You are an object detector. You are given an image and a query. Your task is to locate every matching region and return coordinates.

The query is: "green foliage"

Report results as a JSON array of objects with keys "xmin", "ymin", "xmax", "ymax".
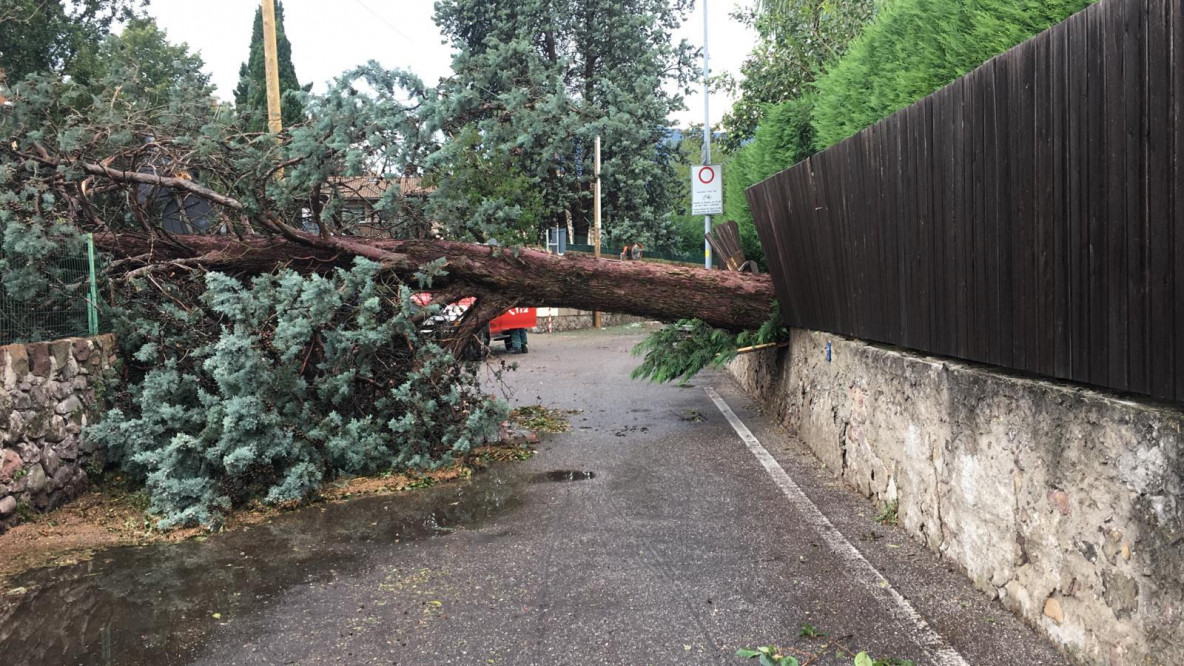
[
  {"xmin": 0, "ymin": 0, "xmax": 144, "ymax": 80},
  {"xmin": 811, "ymin": 0, "xmax": 1095, "ymax": 150},
  {"xmin": 736, "ymin": 646, "xmax": 799, "ymax": 666},
  {"xmin": 71, "ymin": 16, "xmax": 212, "ymax": 110},
  {"xmin": 427, "ymin": 0, "xmax": 697, "ymax": 249},
  {"xmin": 723, "ymin": 94, "xmax": 817, "ymax": 268},
  {"xmin": 719, "ymin": 0, "xmax": 875, "ymax": 150},
  {"xmin": 855, "ymin": 652, "xmax": 914, "ymax": 666},
  {"xmin": 631, "ymin": 305, "xmax": 786, "ymax": 385},
  {"xmin": 0, "ymin": 197, "xmax": 93, "ymax": 344},
  {"xmin": 874, "ymin": 500, "xmax": 899, "ymax": 526},
  {"xmin": 234, "ymin": 0, "xmax": 310, "ymax": 132},
  {"xmin": 799, "ymin": 624, "xmax": 826, "ymax": 639},
  {"xmin": 88, "ymin": 260, "xmax": 508, "ymax": 528}
]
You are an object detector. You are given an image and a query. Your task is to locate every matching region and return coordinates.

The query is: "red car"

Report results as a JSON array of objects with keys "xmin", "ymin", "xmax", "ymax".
[{"xmin": 414, "ymin": 294, "xmax": 536, "ymax": 354}]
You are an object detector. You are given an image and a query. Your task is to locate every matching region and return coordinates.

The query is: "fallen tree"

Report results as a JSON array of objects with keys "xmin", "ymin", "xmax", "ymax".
[
  {"xmin": 94, "ymin": 232, "xmax": 775, "ymax": 332},
  {"xmin": 0, "ymin": 66, "xmax": 776, "ymax": 527}
]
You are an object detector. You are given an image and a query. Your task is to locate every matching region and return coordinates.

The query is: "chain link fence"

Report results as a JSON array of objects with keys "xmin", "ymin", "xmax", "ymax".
[{"xmin": 0, "ymin": 234, "xmax": 101, "ymax": 346}]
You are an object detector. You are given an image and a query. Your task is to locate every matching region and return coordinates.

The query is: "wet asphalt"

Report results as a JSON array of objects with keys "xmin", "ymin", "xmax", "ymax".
[{"xmin": 0, "ymin": 325, "xmax": 1068, "ymax": 665}]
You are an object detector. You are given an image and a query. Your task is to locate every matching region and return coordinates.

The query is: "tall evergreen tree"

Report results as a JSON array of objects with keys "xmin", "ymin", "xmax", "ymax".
[
  {"xmin": 427, "ymin": 0, "xmax": 697, "ymax": 250},
  {"xmin": 233, "ymin": 1, "xmax": 308, "ymax": 132}
]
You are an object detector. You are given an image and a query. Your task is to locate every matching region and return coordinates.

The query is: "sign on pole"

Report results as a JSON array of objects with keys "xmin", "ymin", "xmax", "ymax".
[{"xmin": 692, "ymin": 165, "xmax": 723, "ymax": 216}]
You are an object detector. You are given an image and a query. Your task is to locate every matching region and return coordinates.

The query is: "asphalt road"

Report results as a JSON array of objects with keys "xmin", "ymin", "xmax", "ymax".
[{"xmin": 1, "ymin": 325, "xmax": 1068, "ymax": 665}]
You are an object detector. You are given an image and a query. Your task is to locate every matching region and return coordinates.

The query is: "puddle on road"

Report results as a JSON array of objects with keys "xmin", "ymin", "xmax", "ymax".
[
  {"xmin": 531, "ymin": 470, "xmax": 596, "ymax": 483},
  {"xmin": 0, "ymin": 465, "xmax": 523, "ymax": 666}
]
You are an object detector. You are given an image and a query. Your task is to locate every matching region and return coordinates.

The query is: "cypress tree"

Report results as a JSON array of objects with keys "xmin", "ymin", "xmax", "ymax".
[
  {"xmin": 811, "ymin": 0, "xmax": 1096, "ymax": 150},
  {"xmin": 233, "ymin": 1, "xmax": 309, "ymax": 132}
]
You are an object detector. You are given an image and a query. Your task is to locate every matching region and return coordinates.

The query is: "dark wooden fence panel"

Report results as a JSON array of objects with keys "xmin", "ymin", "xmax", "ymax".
[{"xmin": 747, "ymin": 0, "xmax": 1182, "ymax": 403}]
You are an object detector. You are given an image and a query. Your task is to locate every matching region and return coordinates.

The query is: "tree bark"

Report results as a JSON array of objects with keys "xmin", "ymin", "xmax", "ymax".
[{"xmin": 96, "ymin": 232, "xmax": 775, "ymax": 332}]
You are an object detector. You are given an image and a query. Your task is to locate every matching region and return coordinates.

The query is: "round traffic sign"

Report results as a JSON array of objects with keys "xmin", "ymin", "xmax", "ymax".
[{"xmin": 697, "ymin": 166, "xmax": 716, "ymax": 184}]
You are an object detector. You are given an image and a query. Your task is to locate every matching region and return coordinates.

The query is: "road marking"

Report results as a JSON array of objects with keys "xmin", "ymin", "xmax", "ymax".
[{"xmin": 704, "ymin": 386, "xmax": 970, "ymax": 666}]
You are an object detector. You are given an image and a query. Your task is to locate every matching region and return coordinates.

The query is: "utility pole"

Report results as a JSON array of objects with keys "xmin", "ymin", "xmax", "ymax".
[
  {"xmin": 593, "ymin": 135, "xmax": 603, "ymax": 329},
  {"xmin": 261, "ymin": 0, "xmax": 283, "ymax": 135},
  {"xmin": 702, "ymin": 0, "xmax": 712, "ymax": 270}
]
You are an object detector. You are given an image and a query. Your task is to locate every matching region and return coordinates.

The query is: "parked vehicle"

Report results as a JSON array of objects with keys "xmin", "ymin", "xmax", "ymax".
[{"xmin": 413, "ymin": 294, "xmax": 536, "ymax": 357}]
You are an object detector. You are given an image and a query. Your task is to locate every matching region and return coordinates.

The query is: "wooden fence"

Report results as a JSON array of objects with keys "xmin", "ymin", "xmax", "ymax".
[{"xmin": 747, "ymin": 0, "xmax": 1184, "ymax": 403}]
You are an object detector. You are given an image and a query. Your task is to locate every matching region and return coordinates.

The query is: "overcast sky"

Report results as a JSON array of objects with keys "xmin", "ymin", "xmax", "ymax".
[{"xmin": 145, "ymin": 0, "xmax": 756, "ymax": 129}]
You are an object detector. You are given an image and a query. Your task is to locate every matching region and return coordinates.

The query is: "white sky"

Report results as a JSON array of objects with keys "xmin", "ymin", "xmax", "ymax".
[{"xmin": 144, "ymin": 0, "xmax": 756, "ymax": 129}]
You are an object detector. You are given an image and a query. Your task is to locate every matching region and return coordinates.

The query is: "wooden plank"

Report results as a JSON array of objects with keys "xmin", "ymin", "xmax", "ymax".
[
  {"xmin": 1146, "ymin": 0, "xmax": 1174, "ymax": 400},
  {"xmin": 1050, "ymin": 19, "xmax": 1072, "ymax": 380},
  {"xmin": 1010, "ymin": 43, "xmax": 1037, "ymax": 374},
  {"xmin": 813, "ymin": 152, "xmax": 841, "ymax": 333},
  {"xmin": 1123, "ymin": 0, "xmax": 1148, "ymax": 395},
  {"xmin": 1033, "ymin": 31, "xmax": 1058, "ymax": 378},
  {"xmin": 993, "ymin": 53, "xmax": 1015, "ymax": 369},
  {"xmin": 1173, "ymin": 0, "xmax": 1184, "ymax": 401},
  {"xmin": 1103, "ymin": 0, "xmax": 1129, "ymax": 390},
  {"xmin": 1088, "ymin": 3, "xmax": 1111, "ymax": 387},
  {"xmin": 980, "ymin": 61, "xmax": 999, "ymax": 362},
  {"xmin": 933, "ymin": 84, "xmax": 956, "ymax": 357},
  {"xmin": 915, "ymin": 101, "xmax": 935, "ymax": 352},
  {"xmin": 1067, "ymin": 7, "xmax": 1092, "ymax": 383},
  {"xmin": 884, "ymin": 114, "xmax": 899, "ymax": 343},
  {"xmin": 796, "ymin": 161, "xmax": 823, "ymax": 328},
  {"xmin": 866, "ymin": 126, "xmax": 885, "ymax": 338}
]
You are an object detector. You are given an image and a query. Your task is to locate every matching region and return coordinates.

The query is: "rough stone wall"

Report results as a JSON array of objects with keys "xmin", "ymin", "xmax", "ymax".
[
  {"xmin": 0, "ymin": 335, "xmax": 116, "ymax": 529},
  {"xmin": 533, "ymin": 308, "xmax": 649, "ymax": 333},
  {"xmin": 729, "ymin": 328, "xmax": 1183, "ymax": 665}
]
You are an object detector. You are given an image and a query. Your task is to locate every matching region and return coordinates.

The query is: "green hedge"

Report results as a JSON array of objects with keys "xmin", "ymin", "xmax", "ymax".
[
  {"xmin": 811, "ymin": 0, "xmax": 1095, "ymax": 150},
  {"xmin": 725, "ymin": 0, "xmax": 1096, "ymax": 262},
  {"xmin": 723, "ymin": 94, "xmax": 817, "ymax": 268}
]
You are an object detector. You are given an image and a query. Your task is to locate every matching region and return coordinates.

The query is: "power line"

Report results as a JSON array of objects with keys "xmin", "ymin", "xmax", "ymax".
[{"xmin": 349, "ymin": 0, "xmax": 414, "ymax": 42}]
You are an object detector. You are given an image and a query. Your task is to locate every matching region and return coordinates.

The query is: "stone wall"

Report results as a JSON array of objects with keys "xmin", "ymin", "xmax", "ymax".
[
  {"xmin": 729, "ymin": 328, "xmax": 1183, "ymax": 665},
  {"xmin": 533, "ymin": 308, "xmax": 650, "ymax": 333},
  {"xmin": 0, "ymin": 335, "xmax": 116, "ymax": 529}
]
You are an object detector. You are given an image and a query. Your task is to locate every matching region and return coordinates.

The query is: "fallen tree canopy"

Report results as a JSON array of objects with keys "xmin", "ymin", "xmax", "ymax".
[{"xmin": 0, "ymin": 66, "xmax": 776, "ymax": 527}]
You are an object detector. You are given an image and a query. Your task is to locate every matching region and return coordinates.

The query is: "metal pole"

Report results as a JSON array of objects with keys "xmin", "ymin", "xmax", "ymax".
[
  {"xmin": 86, "ymin": 233, "xmax": 99, "ymax": 336},
  {"xmin": 261, "ymin": 0, "xmax": 283, "ymax": 135},
  {"xmin": 594, "ymin": 136, "xmax": 602, "ymax": 257},
  {"xmin": 593, "ymin": 135, "xmax": 603, "ymax": 329},
  {"xmin": 702, "ymin": 0, "xmax": 712, "ymax": 270}
]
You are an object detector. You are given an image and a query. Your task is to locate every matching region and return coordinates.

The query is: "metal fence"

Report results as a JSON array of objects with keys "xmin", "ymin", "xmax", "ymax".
[
  {"xmin": 0, "ymin": 234, "xmax": 101, "ymax": 346},
  {"xmin": 564, "ymin": 243, "xmax": 703, "ymax": 266},
  {"xmin": 748, "ymin": 0, "xmax": 1183, "ymax": 403}
]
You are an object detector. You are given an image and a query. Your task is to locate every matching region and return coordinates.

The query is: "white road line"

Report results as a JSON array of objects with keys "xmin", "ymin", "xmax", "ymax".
[{"xmin": 705, "ymin": 386, "xmax": 970, "ymax": 666}]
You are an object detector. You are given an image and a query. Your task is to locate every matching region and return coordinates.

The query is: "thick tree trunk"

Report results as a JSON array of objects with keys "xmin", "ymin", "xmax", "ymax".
[{"xmin": 97, "ymin": 233, "xmax": 775, "ymax": 331}]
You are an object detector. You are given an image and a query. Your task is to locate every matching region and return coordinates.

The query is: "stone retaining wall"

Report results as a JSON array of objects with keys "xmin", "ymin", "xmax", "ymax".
[
  {"xmin": 728, "ymin": 328, "xmax": 1183, "ymax": 665},
  {"xmin": 533, "ymin": 308, "xmax": 649, "ymax": 333},
  {"xmin": 0, "ymin": 335, "xmax": 116, "ymax": 529}
]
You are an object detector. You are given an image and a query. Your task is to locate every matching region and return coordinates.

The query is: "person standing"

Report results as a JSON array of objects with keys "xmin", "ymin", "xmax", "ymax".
[{"xmin": 509, "ymin": 328, "xmax": 528, "ymax": 354}]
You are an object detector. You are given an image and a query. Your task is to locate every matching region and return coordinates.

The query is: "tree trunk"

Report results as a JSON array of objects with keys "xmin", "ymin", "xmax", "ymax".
[{"xmin": 97, "ymin": 233, "xmax": 775, "ymax": 332}]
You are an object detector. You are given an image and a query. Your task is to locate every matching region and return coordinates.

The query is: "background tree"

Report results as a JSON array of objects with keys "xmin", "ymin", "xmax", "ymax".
[
  {"xmin": 72, "ymin": 16, "xmax": 212, "ymax": 109},
  {"xmin": 426, "ymin": 0, "xmax": 698, "ymax": 250},
  {"xmin": 717, "ymin": 0, "xmax": 874, "ymax": 152},
  {"xmin": 234, "ymin": 0, "xmax": 309, "ymax": 132},
  {"xmin": 0, "ymin": 0, "xmax": 144, "ymax": 81}
]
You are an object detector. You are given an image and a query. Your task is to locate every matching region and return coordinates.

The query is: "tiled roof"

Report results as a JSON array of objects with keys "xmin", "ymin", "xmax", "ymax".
[{"xmin": 331, "ymin": 175, "xmax": 431, "ymax": 199}]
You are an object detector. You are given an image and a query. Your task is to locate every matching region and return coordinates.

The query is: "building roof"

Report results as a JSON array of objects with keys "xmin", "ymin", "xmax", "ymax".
[{"xmin": 331, "ymin": 175, "xmax": 431, "ymax": 199}]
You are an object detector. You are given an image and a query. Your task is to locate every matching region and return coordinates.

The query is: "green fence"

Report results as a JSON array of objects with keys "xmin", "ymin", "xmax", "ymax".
[{"xmin": 0, "ymin": 234, "xmax": 101, "ymax": 346}]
